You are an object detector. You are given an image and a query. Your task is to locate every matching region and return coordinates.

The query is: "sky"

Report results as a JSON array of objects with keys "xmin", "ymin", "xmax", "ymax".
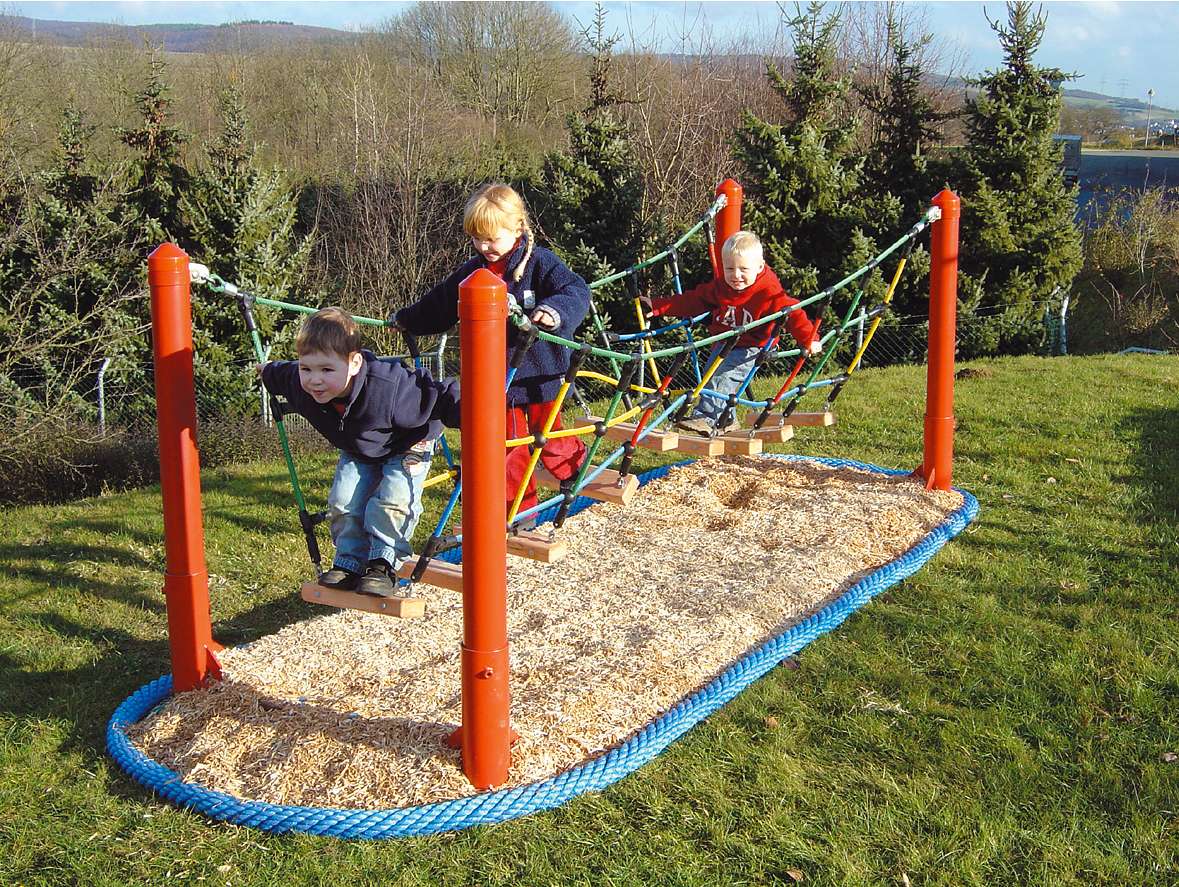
[{"xmin": 11, "ymin": 1, "xmax": 1179, "ymax": 112}]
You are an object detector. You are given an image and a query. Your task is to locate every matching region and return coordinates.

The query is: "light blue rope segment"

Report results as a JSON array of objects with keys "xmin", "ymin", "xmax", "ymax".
[{"xmin": 108, "ymin": 455, "xmax": 978, "ymax": 839}]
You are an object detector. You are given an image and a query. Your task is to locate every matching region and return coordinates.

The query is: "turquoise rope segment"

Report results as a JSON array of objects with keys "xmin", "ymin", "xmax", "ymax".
[{"xmin": 107, "ymin": 455, "xmax": 977, "ymax": 838}]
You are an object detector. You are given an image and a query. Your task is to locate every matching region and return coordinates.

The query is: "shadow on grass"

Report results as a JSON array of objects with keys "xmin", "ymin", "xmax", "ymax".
[
  {"xmin": 0, "ymin": 590, "xmax": 319, "ymax": 785},
  {"xmin": 1121, "ymin": 403, "xmax": 1179, "ymax": 570}
]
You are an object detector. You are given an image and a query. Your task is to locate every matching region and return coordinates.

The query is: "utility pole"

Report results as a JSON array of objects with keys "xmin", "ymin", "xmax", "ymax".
[{"xmin": 1144, "ymin": 88, "xmax": 1155, "ymax": 148}]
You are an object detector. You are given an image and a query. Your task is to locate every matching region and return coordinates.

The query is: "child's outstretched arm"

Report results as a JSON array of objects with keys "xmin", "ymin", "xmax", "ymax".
[
  {"xmin": 260, "ymin": 360, "xmax": 300, "ymax": 400},
  {"xmin": 533, "ymin": 262, "xmax": 592, "ymax": 337},
  {"xmin": 649, "ymin": 279, "xmax": 715, "ymax": 320},
  {"xmin": 780, "ymin": 295, "xmax": 821, "ymax": 353},
  {"xmin": 393, "ymin": 365, "xmax": 462, "ymax": 429},
  {"xmin": 393, "ymin": 260, "xmax": 477, "ymax": 336}
]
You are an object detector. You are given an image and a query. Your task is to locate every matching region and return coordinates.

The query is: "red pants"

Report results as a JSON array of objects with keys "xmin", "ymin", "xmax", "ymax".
[{"xmin": 505, "ymin": 401, "xmax": 586, "ymax": 515}]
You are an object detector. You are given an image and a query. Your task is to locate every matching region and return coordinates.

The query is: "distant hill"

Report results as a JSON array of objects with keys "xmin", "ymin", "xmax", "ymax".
[
  {"xmin": 5, "ymin": 14, "xmax": 1176, "ymax": 121},
  {"xmin": 1, "ymin": 15, "xmax": 355, "ymax": 52},
  {"xmin": 934, "ymin": 75, "xmax": 1175, "ymax": 121}
]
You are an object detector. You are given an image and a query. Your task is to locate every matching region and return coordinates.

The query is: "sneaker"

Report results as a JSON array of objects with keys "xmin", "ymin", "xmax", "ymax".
[
  {"xmin": 675, "ymin": 416, "xmax": 714, "ymax": 436},
  {"xmin": 357, "ymin": 559, "xmax": 397, "ymax": 597},
  {"xmin": 717, "ymin": 418, "xmax": 742, "ymax": 435},
  {"xmin": 318, "ymin": 567, "xmax": 360, "ymax": 590}
]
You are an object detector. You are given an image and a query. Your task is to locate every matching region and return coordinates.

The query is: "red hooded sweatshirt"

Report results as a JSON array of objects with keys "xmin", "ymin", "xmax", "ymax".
[{"xmin": 649, "ymin": 265, "xmax": 818, "ymax": 349}]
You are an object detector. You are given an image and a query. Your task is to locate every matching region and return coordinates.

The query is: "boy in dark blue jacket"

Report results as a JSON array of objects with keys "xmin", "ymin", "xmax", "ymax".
[
  {"xmin": 393, "ymin": 183, "xmax": 592, "ymax": 520},
  {"xmin": 261, "ymin": 307, "xmax": 461, "ymax": 596}
]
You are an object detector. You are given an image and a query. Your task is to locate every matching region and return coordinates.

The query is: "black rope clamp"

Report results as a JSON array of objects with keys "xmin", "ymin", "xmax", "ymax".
[
  {"xmin": 410, "ymin": 534, "xmax": 442, "ymax": 583},
  {"xmin": 565, "ymin": 342, "xmax": 591, "ymax": 382},
  {"xmin": 532, "ymin": 431, "xmax": 548, "ymax": 450},
  {"xmin": 825, "ymin": 374, "xmax": 851, "ymax": 409},
  {"xmin": 235, "ymin": 291, "xmax": 258, "ymax": 333},
  {"xmin": 624, "ymin": 272, "xmax": 640, "ymax": 301},
  {"xmin": 782, "ymin": 388, "xmax": 806, "ymax": 418},
  {"xmin": 615, "ymin": 359, "xmax": 639, "ymax": 395},
  {"xmin": 298, "ymin": 509, "xmax": 323, "ymax": 571},
  {"xmin": 509, "ymin": 327, "xmax": 539, "ymax": 370},
  {"xmin": 618, "ymin": 440, "xmax": 637, "ymax": 482}
]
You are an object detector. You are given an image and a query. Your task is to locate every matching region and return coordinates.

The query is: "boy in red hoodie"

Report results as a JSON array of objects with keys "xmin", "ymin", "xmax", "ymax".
[{"xmin": 649, "ymin": 231, "xmax": 821, "ymax": 434}]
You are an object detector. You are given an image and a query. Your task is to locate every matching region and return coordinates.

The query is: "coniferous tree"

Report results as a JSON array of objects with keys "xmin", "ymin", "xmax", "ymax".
[
  {"xmin": 2, "ymin": 106, "xmax": 146, "ymax": 427},
  {"xmin": 535, "ymin": 3, "xmax": 646, "ymax": 329},
  {"xmin": 118, "ymin": 49, "xmax": 189, "ymax": 245},
  {"xmin": 958, "ymin": 1, "xmax": 1082, "ymax": 353},
  {"xmin": 732, "ymin": 2, "xmax": 889, "ymax": 307},
  {"xmin": 182, "ymin": 84, "xmax": 313, "ymax": 414},
  {"xmin": 858, "ymin": 11, "xmax": 949, "ymax": 316}
]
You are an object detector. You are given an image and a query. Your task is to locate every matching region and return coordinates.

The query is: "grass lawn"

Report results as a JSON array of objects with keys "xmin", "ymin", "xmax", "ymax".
[{"xmin": 1, "ymin": 353, "xmax": 1176, "ymax": 886}]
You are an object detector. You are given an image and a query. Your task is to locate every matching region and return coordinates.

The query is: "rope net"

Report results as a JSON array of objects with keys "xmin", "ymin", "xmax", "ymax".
[{"xmin": 193, "ymin": 196, "xmax": 940, "ymax": 593}]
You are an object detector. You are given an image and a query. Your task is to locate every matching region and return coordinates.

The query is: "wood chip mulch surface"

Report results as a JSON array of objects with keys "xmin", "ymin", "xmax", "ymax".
[{"xmin": 128, "ymin": 456, "xmax": 963, "ymax": 809}]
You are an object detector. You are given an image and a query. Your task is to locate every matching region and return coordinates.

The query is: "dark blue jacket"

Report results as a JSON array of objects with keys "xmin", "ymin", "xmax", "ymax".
[
  {"xmin": 395, "ymin": 235, "xmax": 591, "ymax": 406},
  {"xmin": 262, "ymin": 350, "xmax": 461, "ymax": 464}
]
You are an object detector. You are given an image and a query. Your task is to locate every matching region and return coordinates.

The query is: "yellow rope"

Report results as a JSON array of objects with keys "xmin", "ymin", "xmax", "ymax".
[
  {"xmin": 846, "ymin": 255, "xmax": 908, "ymax": 376},
  {"xmin": 575, "ymin": 369, "xmax": 657, "ymax": 395},
  {"xmin": 507, "ymin": 380, "xmax": 574, "ymax": 524},
  {"xmin": 633, "ymin": 297, "xmax": 660, "ymax": 382},
  {"xmin": 423, "ymin": 468, "xmax": 457, "ymax": 490}
]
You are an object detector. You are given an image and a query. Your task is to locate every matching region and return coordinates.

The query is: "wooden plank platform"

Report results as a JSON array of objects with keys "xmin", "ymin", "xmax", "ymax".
[
  {"xmin": 395, "ymin": 557, "xmax": 464, "ymax": 593},
  {"xmin": 456, "ymin": 524, "xmax": 568, "ymax": 564},
  {"xmin": 718, "ymin": 434, "xmax": 763, "ymax": 456},
  {"xmin": 507, "ymin": 528, "xmax": 568, "ymax": 563},
  {"xmin": 533, "ymin": 466, "xmax": 639, "ymax": 505},
  {"xmin": 744, "ymin": 423, "xmax": 795, "ymax": 443},
  {"xmin": 671, "ymin": 434, "xmax": 725, "ymax": 456},
  {"xmin": 783, "ymin": 411, "xmax": 835, "ymax": 427},
  {"xmin": 571, "ymin": 416, "xmax": 680, "ymax": 452},
  {"xmin": 301, "ymin": 582, "xmax": 426, "ymax": 618}
]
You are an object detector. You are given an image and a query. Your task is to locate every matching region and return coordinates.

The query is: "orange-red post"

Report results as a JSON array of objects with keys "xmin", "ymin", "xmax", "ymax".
[
  {"xmin": 713, "ymin": 178, "xmax": 743, "ymax": 279},
  {"xmin": 919, "ymin": 190, "xmax": 960, "ymax": 491},
  {"xmin": 455, "ymin": 268, "xmax": 511, "ymax": 789},
  {"xmin": 147, "ymin": 244, "xmax": 222, "ymax": 691}
]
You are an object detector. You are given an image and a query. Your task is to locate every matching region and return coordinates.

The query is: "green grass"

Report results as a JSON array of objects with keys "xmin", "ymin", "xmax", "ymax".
[{"xmin": 1, "ymin": 354, "xmax": 1176, "ymax": 886}]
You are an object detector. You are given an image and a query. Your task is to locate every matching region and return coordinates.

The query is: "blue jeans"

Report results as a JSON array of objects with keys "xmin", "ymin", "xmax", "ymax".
[
  {"xmin": 695, "ymin": 345, "xmax": 761, "ymax": 421},
  {"xmin": 326, "ymin": 439, "xmax": 434, "ymax": 573}
]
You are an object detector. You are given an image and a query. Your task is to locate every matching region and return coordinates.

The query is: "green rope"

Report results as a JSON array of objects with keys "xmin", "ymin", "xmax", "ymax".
[{"xmin": 515, "ymin": 212, "xmax": 935, "ymax": 365}]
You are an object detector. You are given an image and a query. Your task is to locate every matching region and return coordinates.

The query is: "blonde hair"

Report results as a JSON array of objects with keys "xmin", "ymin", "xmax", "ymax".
[
  {"xmin": 295, "ymin": 307, "xmax": 363, "ymax": 359},
  {"xmin": 721, "ymin": 230, "xmax": 764, "ymax": 264},
  {"xmin": 463, "ymin": 183, "xmax": 533, "ymax": 281}
]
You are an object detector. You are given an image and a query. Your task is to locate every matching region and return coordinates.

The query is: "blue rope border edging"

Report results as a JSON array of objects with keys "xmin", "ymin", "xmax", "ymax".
[{"xmin": 108, "ymin": 455, "xmax": 979, "ymax": 838}]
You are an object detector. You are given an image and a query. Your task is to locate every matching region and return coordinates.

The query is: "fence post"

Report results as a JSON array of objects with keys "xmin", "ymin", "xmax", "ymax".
[
  {"xmin": 713, "ymin": 179, "xmax": 743, "ymax": 280},
  {"xmin": 1059, "ymin": 293, "xmax": 1070, "ymax": 355},
  {"xmin": 147, "ymin": 243, "xmax": 222, "ymax": 692},
  {"xmin": 919, "ymin": 190, "xmax": 959, "ymax": 492},
  {"xmin": 455, "ymin": 268, "xmax": 511, "ymax": 789},
  {"xmin": 96, "ymin": 357, "xmax": 112, "ymax": 436}
]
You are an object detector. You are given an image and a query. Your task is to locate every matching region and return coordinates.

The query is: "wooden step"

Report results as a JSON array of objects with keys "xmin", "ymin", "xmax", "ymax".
[
  {"xmin": 718, "ymin": 434, "xmax": 763, "ymax": 456},
  {"xmin": 457, "ymin": 524, "xmax": 568, "ymax": 564},
  {"xmin": 533, "ymin": 466, "xmax": 638, "ymax": 505},
  {"xmin": 507, "ymin": 528, "xmax": 568, "ymax": 563},
  {"xmin": 571, "ymin": 416, "xmax": 680, "ymax": 452},
  {"xmin": 671, "ymin": 434, "xmax": 725, "ymax": 456},
  {"xmin": 744, "ymin": 423, "xmax": 795, "ymax": 443},
  {"xmin": 783, "ymin": 411, "xmax": 835, "ymax": 427},
  {"xmin": 301, "ymin": 582, "xmax": 426, "ymax": 618},
  {"xmin": 395, "ymin": 557, "xmax": 464, "ymax": 593}
]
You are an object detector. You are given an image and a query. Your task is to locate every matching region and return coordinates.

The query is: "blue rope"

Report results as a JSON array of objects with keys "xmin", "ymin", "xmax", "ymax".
[{"xmin": 108, "ymin": 456, "xmax": 978, "ymax": 838}]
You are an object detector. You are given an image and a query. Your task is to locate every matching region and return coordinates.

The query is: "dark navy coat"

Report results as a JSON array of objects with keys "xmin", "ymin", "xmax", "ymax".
[
  {"xmin": 395, "ymin": 236, "xmax": 591, "ymax": 406},
  {"xmin": 262, "ymin": 350, "xmax": 461, "ymax": 464}
]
